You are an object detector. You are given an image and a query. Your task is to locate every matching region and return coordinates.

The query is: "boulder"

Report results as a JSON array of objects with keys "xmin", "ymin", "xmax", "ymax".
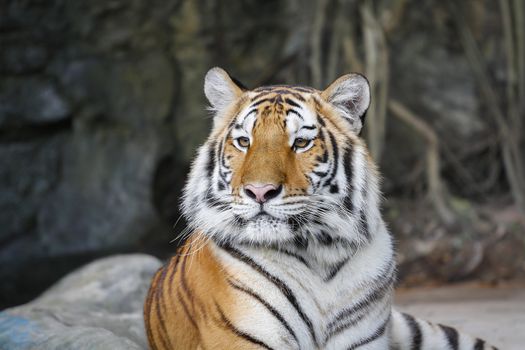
[
  {"xmin": 0, "ymin": 78, "xmax": 71, "ymax": 127},
  {"xmin": 0, "ymin": 254, "xmax": 161, "ymax": 350},
  {"xmin": 0, "ymin": 0, "xmax": 179, "ymax": 308}
]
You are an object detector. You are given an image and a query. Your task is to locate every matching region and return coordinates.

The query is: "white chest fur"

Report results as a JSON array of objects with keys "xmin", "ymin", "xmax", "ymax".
[{"xmin": 212, "ymin": 223, "xmax": 395, "ymax": 350}]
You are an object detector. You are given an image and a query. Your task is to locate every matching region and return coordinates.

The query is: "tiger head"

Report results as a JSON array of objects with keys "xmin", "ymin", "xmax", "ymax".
[{"xmin": 183, "ymin": 68, "xmax": 379, "ymax": 251}]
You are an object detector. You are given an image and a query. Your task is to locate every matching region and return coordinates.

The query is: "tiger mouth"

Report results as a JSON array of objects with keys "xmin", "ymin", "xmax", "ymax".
[
  {"xmin": 249, "ymin": 211, "xmax": 285, "ymax": 223},
  {"xmin": 253, "ymin": 211, "xmax": 272, "ymax": 219}
]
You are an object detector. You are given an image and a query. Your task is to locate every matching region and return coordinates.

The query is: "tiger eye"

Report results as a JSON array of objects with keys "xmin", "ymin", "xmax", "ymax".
[
  {"xmin": 293, "ymin": 138, "xmax": 309, "ymax": 149},
  {"xmin": 237, "ymin": 137, "xmax": 250, "ymax": 148}
]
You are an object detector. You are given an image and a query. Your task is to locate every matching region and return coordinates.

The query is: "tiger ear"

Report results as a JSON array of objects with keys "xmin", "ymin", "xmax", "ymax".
[
  {"xmin": 321, "ymin": 73, "xmax": 371, "ymax": 134},
  {"xmin": 204, "ymin": 67, "xmax": 245, "ymax": 113}
]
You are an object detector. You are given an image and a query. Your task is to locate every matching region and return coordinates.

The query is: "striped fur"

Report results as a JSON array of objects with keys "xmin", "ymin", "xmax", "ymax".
[{"xmin": 144, "ymin": 68, "xmax": 498, "ymax": 349}]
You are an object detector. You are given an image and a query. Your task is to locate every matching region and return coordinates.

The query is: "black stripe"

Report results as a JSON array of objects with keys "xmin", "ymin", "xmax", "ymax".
[
  {"xmin": 231, "ymin": 107, "xmax": 257, "ymax": 130},
  {"xmin": 317, "ymin": 231, "xmax": 333, "ymax": 245},
  {"xmin": 345, "ymin": 315, "xmax": 390, "ymax": 350},
  {"xmin": 168, "ymin": 253, "xmax": 183, "ymax": 290},
  {"xmin": 144, "ymin": 280, "xmax": 156, "ymax": 346},
  {"xmin": 206, "ymin": 142, "xmax": 216, "ymax": 178},
  {"xmin": 250, "ymin": 90, "xmax": 274, "ymax": 100},
  {"xmin": 240, "ymin": 107, "xmax": 258, "ymax": 123},
  {"xmin": 317, "ymin": 114, "xmax": 326, "ymax": 126},
  {"xmin": 218, "ymin": 137, "xmax": 229, "ymax": 169},
  {"xmin": 177, "ymin": 289, "xmax": 198, "ymax": 329},
  {"xmin": 324, "ymin": 258, "xmax": 349, "ymax": 282},
  {"xmin": 318, "ymin": 128, "xmax": 326, "ymax": 141},
  {"xmin": 358, "ymin": 210, "xmax": 371, "ymax": 241},
  {"xmin": 313, "ymin": 170, "xmax": 329, "ymax": 177},
  {"xmin": 203, "ymin": 191, "xmax": 229, "ymax": 210},
  {"xmin": 474, "ymin": 338, "xmax": 485, "ymax": 350},
  {"xmin": 291, "ymin": 92, "xmax": 306, "ymax": 100},
  {"xmin": 439, "ymin": 324, "xmax": 459, "ymax": 350},
  {"xmin": 228, "ymin": 279, "xmax": 299, "ymax": 346},
  {"xmin": 253, "ymin": 85, "xmax": 284, "ymax": 91},
  {"xmin": 327, "ymin": 261, "xmax": 395, "ymax": 330},
  {"xmin": 325, "ymin": 294, "xmax": 391, "ymax": 344},
  {"xmin": 155, "ymin": 266, "xmax": 173, "ymax": 349},
  {"xmin": 342, "ymin": 144, "xmax": 354, "ymax": 213},
  {"xmin": 253, "ymin": 85, "xmax": 313, "ymax": 92},
  {"xmin": 219, "ymin": 244, "xmax": 318, "ymax": 346},
  {"xmin": 280, "ymin": 249, "xmax": 310, "ymax": 268},
  {"xmin": 233, "ymin": 215, "xmax": 248, "ymax": 226},
  {"xmin": 325, "ymin": 284, "xmax": 391, "ymax": 342},
  {"xmin": 292, "ymin": 86, "xmax": 315, "ymax": 93},
  {"xmin": 268, "ymin": 89, "xmax": 292, "ymax": 95},
  {"xmin": 217, "ymin": 137, "xmax": 232, "ymax": 187},
  {"xmin": 326, "ymin": 308, "xmax": 368, "ymax": 341},
  {"xmin": 215, "ymin": 302, "xmax": 274, "ymax": 350},
  {"xmin": 180, "ymin": 254, "xmax": 194, "ymax": 307},
  {"xmin": 253, "ymin": 85, "xmax": 273, "ymax": 92},
  {"xmin": 287, "ymin": 109, "xmax": 303, "ymax": 120},
  {"xmin": 292, "ymin": 232, "xmax": 308, "ymax": 247},
  {"xmin": 402, "ymin": 313, "xmax": 422, "ymax": 350},
  {"xmin": 300, "ymin": 125, "xmax": 316, "ymax": 130},
  {"xmin": 269, "ymin": 89, "xmax": 305, "ymax": 100},
  {"xmin": 321, "ymin": 131, "xmax": 339, "ymax": 188},
  {"xmin": 284, "ymin": 98, "xmax": 301, "ymax": 108},
  {"xmin": 316, "ymin": 150, "xmax": 329, "ymax": 163},
  {"xmin": 252, "ymin": 89, "xmax": 304, "ymax": 101},
  {"xmin": 251, "ymin": 97, "xmax": 276, "ymax": 107}
]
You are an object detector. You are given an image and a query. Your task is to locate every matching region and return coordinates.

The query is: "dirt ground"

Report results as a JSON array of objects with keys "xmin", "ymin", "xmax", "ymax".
[{"xmin": 395, "ymin": 282, "xmax": 525, "ymax": 350}]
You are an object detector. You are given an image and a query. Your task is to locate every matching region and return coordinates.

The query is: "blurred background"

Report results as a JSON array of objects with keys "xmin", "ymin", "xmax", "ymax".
[{"xmin": 1, "ymin": 0, "xmax": 524, "ymax": 309}]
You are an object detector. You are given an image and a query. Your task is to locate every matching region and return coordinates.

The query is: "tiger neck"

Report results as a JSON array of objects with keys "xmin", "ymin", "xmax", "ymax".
[{"xmin": 213, "ymin": 207, "xmax": 392, "ymax": 277}]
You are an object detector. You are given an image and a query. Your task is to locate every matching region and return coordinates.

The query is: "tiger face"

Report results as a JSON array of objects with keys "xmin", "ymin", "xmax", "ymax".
[{"xmin": 183, "ymin": 68, "xmax": 374, "ymax": 249}]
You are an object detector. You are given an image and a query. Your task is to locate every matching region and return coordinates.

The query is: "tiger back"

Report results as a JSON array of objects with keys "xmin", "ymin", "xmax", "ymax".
[{"xmin": 144, "ymin": 68, "xmax": 498, "ymax": 350}]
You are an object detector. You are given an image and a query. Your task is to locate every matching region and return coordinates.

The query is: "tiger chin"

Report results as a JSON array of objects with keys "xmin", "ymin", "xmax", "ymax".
[{"xmin": 144, "ymin": 68, "xmax": 498, "ymax": 350}]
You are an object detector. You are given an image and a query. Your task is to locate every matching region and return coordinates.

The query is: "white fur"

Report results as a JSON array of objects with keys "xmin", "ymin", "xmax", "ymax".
[
  {"xmin": 324, "ymin": 74, "xmax": 371, "ymax": 134},
  {"xmin": 204, "ymin": 67, "xmax": 241, "ymax": 115}
]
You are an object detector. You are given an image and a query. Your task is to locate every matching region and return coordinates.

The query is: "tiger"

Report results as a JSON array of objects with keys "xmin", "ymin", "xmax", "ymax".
[{"xmin": 144, "ymin": 67, "xmax": 498, "ymax": 350}]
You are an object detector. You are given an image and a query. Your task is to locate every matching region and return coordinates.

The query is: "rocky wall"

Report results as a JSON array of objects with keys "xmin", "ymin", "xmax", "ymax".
[
  {"xmin": 0, "ymin": 0, "xmax": 506, "ymax": 308},
  {"xmin": 0, "ymin": 0, "xmax": 184, "ymax": 307}
]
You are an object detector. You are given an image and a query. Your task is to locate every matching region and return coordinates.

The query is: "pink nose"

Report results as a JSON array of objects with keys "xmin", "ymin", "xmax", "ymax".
[{"xmin": 244, "ymin": 184, "xmax": 282, "ymax": 203}]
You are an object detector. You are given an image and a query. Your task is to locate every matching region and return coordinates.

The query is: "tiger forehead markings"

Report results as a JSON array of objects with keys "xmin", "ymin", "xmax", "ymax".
[
  {"xmin": 226, "ymin": 88, "xmax": 332, "ymax": 197},
  {"xmin": 144, "ymin": 68, "xmax": 499, "ymax": 350}
]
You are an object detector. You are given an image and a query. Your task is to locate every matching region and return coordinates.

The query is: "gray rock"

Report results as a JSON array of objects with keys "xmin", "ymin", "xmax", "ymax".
[
  {"xmin": 0, "ymin": 136, "xmax": 64, "ymax": 244},
  {"xmin": 0, "ymin": 78, "xmax": 71, "ymax": 127},
  {"xmin": 0, "ymin": 44, "xmax": 49, "ymax": 74},
  {"xmin": 0, "ymin": 254, "xmax": 162, "ymax": 350},
  {"xmin": 0, "ymin": 0, "xmax": 179, "ymax": 287},
  {"xmin": 53, "ymin": 52, "xmax": 174, "ymax": 126},
  {"xmin": 36, "ymin": 127, "xmax": 166, "ymax": 256}
]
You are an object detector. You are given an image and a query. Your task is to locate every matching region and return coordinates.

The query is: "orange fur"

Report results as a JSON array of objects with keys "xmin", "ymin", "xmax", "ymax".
[{"xmin": 145, "ymin": 236, "xmax": 266, "ymax": 350}]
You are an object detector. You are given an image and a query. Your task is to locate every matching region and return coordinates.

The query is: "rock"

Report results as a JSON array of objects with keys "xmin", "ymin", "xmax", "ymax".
[
  {"xmin": 53, "ymin": 52, "xmax": 174, "ymax": 126},
  {"xmin": 0, "ymin": 78, "xmax": 71, "ymax": 127},
  {"xmin": 0, "ymin": 43, "xmax": 49, "ymax": 74},
  {"xmin": 0, "ymin": 136, "xmax": 65, "ymax": 245},
  {"xmin": 0, "ymin": 254, "xmax": 162, "ymax": 350},
  {"xmin": 35, "ymin": 127, "xmax": 167, "ymax": 256},
  {"xmin": 0, "ymin": 0, "xmax": 181, "ymax": 309}
]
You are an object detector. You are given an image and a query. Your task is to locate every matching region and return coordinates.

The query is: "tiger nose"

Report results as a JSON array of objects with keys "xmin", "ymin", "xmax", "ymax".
[{"xmin": 244, "ymin": 184, "xmax": 282, "ymax": 203}]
